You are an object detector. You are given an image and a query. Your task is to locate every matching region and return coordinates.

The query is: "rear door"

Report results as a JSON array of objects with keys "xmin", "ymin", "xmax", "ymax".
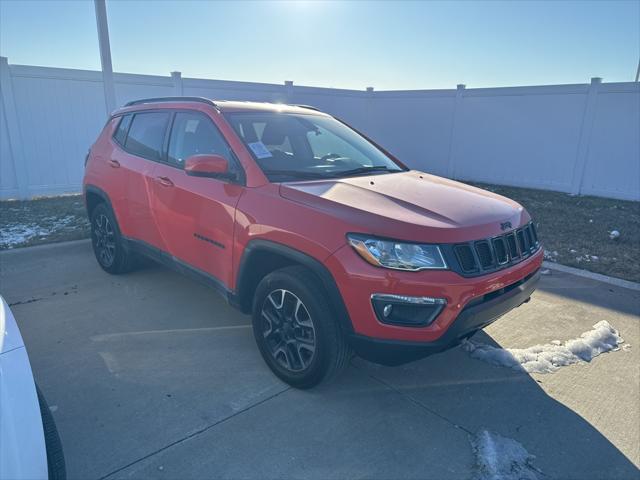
[
  {"xmin": 91, "ymin": 115, "xmax": 131, "ymax": 226},
  {"xmin": 150, "ymin": 110, "xmax": 244, "ymax": 289},
  {"xmin": 119, "ymin": 111, "xmax": 171, "ymax": 249}
]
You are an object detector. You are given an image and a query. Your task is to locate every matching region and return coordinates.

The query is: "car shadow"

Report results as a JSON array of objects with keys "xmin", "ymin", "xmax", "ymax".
[{"xmin": 352, "ymin": 330, "xmax": 639, "ymax": 479}]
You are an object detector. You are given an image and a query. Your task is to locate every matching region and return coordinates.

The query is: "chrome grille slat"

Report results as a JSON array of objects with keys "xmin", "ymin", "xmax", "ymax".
[
  {"xmin": 475, "ymin": 241, "xmax": 494, "ymax": 269},
  {"xmin": 492, "ymin": 237, "xmax": 508, "ymax": 264},
  {"xmin": 516, "ymin": 229, "xmax": 525, "ymax": 254},
  {"xmin": 530, "ymin": 223, "xmax": 539, "ymax": 244},
  {"xmin": 506, "ymin": 233, "xmax": 519, "ymax": 260}
]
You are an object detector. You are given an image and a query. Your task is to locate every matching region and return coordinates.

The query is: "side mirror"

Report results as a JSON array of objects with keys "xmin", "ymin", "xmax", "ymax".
[{"xmin": 184, "ymin": 154, "xmax": 232, "ymax": 179}]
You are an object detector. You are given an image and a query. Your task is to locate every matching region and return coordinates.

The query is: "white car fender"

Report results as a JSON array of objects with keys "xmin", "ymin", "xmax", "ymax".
[{"xmin": 0, "ymin": 296, "xmax": 48, "ymax": 480}]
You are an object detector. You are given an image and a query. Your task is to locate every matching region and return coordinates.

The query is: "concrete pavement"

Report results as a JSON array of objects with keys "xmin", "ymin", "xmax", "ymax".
[{"xmin": 1, "ymin": 240, "xmax": 638, "ymax": 479}]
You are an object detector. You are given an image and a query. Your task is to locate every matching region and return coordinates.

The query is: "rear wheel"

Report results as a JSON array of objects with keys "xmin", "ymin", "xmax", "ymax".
[
  {"xmin": 90, "ymin": 203, "xmax": 135, "ymax": 274},
  {"xmin": 252, "ymin": 266, "xmax": 351, "ymax": 389}
]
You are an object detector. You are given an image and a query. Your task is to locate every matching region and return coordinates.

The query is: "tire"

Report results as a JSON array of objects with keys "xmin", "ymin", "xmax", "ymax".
[
  {"xmin": 36, "ymin": 385, "xmax": 67, "ymax": 480},
  {"xmin": 90, "ymin": 203, "xmax": 136, "ymax": 274},
  {"xmin": 252, "ymin": 266, "xmax": 351, "ymax": 389}
]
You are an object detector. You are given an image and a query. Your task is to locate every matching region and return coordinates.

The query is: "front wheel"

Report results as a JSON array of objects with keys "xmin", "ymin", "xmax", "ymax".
[{"xmin": 252, "ymin": 266, "xmax": 351, "ymax": 389}]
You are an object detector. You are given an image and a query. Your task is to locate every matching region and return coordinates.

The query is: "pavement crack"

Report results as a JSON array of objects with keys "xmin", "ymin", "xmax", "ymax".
[
  {"xmin": 8, "ymin": 296, "xmax": 45, "ymax": 306},
  {"xmin": 8, "ymin": 286, "xmax": 78, "ymax": 306},
  {"xmin": 98, "ymin": 386, "xmax": 291, "ymax": 480},
  {"xmin": 355, "ymin": 364, "xmax": 474, "ymax": 436}
]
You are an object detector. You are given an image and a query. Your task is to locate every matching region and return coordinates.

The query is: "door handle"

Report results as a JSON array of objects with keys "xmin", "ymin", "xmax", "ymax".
[
  {"xmin": 108, "ymin": 159, "xmax": 120, "ymax": 168},
  {"xmin": 155, "ymin": 176, "xmax": 174, "ymax": 187}
]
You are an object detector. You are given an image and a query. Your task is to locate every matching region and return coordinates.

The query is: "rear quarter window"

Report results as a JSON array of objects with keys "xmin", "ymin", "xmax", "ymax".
[{"xmin": 113, "ymin": 114, "xmax": 132, "ymax": 145}]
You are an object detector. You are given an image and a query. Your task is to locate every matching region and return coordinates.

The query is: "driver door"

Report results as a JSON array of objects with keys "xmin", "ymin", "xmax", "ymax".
[{"xmin": 150, "ymin": 111, "xmax": 244, "ymax": 289}]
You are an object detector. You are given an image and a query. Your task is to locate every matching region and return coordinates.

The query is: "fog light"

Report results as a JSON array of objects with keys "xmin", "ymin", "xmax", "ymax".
[{"xmin": 371, "ymin": 294, "xmax": 446, "ymax": 327}]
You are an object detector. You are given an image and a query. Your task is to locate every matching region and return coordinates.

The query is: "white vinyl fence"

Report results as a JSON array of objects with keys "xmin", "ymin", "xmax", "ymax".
[{"xmin": 1, "ymin": 56, "xmax": 638, "ymax": 201}]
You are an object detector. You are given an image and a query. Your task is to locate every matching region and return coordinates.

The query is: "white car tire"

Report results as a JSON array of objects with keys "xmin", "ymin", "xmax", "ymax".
[{"xmin": 36, "ymin": 386, "xmax": 66, "ymax": 480}]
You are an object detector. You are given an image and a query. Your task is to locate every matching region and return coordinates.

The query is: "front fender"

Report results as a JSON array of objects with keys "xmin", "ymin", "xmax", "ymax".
[{"xmin": 234, "ymin": 239, "xmax": 353, "ymax": 335}]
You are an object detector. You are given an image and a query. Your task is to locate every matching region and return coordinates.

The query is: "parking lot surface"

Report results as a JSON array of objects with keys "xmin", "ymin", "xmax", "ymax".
[{"xmin": 1, "ymin": 240, "xmax": 638, "ymax": 479}]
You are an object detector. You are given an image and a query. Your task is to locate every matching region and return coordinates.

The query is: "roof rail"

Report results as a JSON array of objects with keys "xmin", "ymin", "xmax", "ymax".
[
  {"xmin": 124, "ymin": 96, "xmax": 218, "ymax": 109},
  {"xmin": 293, "ymin": 104, "xmax": 321, "ymax": 112}
]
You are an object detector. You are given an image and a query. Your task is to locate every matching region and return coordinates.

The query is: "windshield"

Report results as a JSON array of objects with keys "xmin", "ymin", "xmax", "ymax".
[{"xmin": 224, "ymin": 112, "xmax": 405, "ymax": 181}]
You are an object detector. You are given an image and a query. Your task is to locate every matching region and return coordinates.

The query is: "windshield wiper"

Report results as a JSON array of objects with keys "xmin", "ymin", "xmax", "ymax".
[
  {"xmin": 262, "ymin": 169, "xmax": 329, "ymax": 180},
  {"xmin": 263, "ymin": 166, "xmax": 403, "ymax": 181},
  {"xmin": 328, "ymin": 165, "xmax": 403, "ymax": 178}
]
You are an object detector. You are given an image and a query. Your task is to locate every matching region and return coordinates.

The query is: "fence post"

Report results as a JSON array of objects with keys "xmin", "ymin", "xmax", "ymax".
[
  {"xmin": 0, "ymin": 57, "xmax": 29, "ymax": 199},
  {"xmin": 284, "ymin": 80, "xmax": 294, "ymax": 104},
  {"xmin": 446, "ymin": 84, "xmax": 465, "ymax": 179},
  {"xmin": 571, "ymin": 77, "xmax": 601, "ymax": 195},
  {"xmin": 94, "ymin": 0, "xmax": 116, "ymax": 115},
  {"xmin": 171, "ymin": 71, "xmax": 183, "ymax": 96},
  {"xmin": 365, "ymin": 87, "xmax": 375, "ymax": 134}
]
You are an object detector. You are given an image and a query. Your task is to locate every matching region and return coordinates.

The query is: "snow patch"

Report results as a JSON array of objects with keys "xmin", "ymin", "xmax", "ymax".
[
  {"xmin": 575, "ymin": 253, "xmax": 600, "ymax": 263},
  {"xmin": 461, "ymin": 321, "xmax": 624, "ymax": 373},
  {"xmin": 471, "ymin": 430, "xmax": 540, "ymax": 480},
  {"xmin": 0, "ymin": 216, "xmax": 76, "ymax": 248}
]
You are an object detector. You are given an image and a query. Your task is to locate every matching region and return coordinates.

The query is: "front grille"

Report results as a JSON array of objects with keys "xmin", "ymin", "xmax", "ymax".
[
  {"xmin": 475, "ymin": 241, "xmax": 493, "ymax": 269},
  {"xmin": 451, "ymin": 221, "xmax": 540, "ymax": 276},
  {"xmin": 530, "ymin": 223, "xmax": 538, "ymax": 243},
  {"xmin": 492, "ymin": 237, "xmax": 508, "ymax": 264},
  {"xmin": 455, "ymin": 245, "xmax": 477, "ymax": 273},
  {"xmin": 524, "ymin": 227, "xmax": 534, "ymax": 250},
  {"xmin": 517, "ymin": 229, "xmax": 527, "ymax": 253},
  {"xmin": 506, "ymin": 233, "xmax": 519, "ymax": 259}
]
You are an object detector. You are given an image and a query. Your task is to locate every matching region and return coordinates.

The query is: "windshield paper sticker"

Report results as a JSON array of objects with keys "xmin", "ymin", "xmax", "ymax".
[{"xmin": 248, "ymin": 142, "xmax": 273, "ymax": 159}]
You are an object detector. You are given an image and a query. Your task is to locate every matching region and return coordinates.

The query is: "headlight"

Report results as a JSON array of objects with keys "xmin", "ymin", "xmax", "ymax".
[{"xmin": 347, "ymin": 234, "xmax": 448, "ymax": 271}]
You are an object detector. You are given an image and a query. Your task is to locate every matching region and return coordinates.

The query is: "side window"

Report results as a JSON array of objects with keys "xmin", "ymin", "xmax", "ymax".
[
  {"xmin": 167, "ymin": 112, "xmax": 234, "ymax": 167},
  {"xmin": 125, "ymin": 112, "xmax": 170, "ymax": 161},
  {"xmin": 113, "ymin": 114, "xmax": 132, "ymax": 145}
]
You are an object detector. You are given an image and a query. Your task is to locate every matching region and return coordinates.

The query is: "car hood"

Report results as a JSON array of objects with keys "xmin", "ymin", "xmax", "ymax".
[
  {"xmin": 0, "ymin": 296, "xmax": 24, "ymax": 355},
  {"xmin": 279, "ymin": 171, "xmax": 529, "ymax": 243}
]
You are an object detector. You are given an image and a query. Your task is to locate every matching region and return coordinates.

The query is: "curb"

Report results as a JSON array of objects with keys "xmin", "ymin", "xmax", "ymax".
[
  {"xmin": 0, "ymin": 238, "xmax": 91, "ymax": 255},
  {"xmin": 542, "ymin": 261, "xmax": 640, "ymax": 292}
]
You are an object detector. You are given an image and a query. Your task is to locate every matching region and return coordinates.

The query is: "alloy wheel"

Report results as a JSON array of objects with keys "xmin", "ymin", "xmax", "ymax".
[
  {"xmin": 260, "ymin": 289, "xmax": 317, "ymax": 372},
  {"xmin": 93, "ymin": 213, "xmax": 116, "ymax": 267}
]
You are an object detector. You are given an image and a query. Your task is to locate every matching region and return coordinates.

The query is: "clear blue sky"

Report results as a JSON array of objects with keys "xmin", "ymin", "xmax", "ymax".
[{"xmin": 1, "ymin": 0, "xmax": 638, "ymax": 90}]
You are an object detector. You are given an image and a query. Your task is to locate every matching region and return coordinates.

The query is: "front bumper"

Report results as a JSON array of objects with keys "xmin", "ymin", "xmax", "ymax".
[
  {"xmin": 348, "ymin": 268, "xmax": 540, "ymax": 365},
  {"xmin": 326, "ymin": 244, "xmax": 543, "ymax": 342}
]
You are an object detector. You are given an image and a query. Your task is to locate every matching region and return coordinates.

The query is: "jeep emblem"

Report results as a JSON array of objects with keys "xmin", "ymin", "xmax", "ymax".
[{"xmin": 500, "ymin": 221, "xmax": 512, "ymax": 231}]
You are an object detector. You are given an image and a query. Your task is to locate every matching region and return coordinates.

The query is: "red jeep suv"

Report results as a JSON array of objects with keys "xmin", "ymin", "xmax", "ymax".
[{"xmin": 83, "ymin": 97, "xmax": 543, "ymax": 388}]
